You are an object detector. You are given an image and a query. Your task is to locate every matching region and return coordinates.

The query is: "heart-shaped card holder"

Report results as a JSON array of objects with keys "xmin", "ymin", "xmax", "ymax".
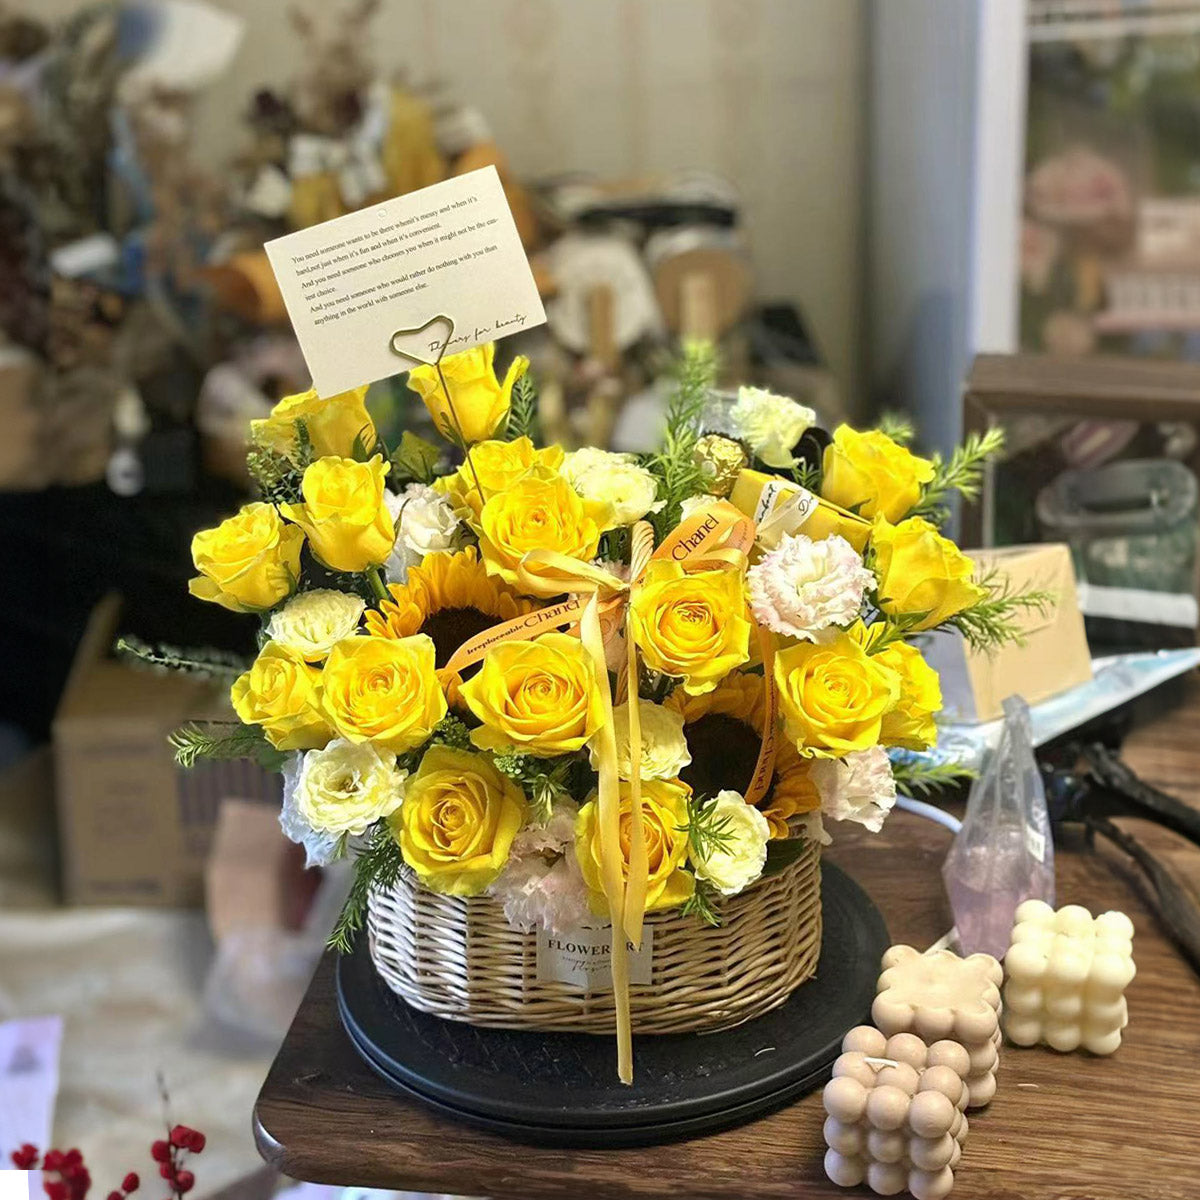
[{"xmin": 389, "ymin": 314, "xmax": 455, "ymax": 368}]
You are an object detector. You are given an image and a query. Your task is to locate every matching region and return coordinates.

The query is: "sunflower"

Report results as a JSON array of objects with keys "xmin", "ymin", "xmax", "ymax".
[
  {"xmin": 665, "ymin": 671, "xmax": 820, "ymax": 839},
  {"xmin": 365, "ymin": 546, "xmax": 538, "ymax": 704}
]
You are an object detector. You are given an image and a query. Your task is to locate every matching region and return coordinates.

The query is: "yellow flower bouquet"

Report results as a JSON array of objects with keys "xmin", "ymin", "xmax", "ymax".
[{"xmin": 171, "ymin": 341, "xmax": 1042, "ymax": 1082}]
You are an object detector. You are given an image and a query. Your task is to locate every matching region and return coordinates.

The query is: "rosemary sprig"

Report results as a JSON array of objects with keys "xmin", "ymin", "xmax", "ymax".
[
  {"xmin": 117, "ymin": 637, "xmax": 248, "ymax": 681},
  {"xmin": 169, "ymin": 722, "xmax": 284, "ymax": 770},
  {"xmin": 681, "ymin": 878, "xmax": 722, "ymax": 927},
  {"xmin": 891, "ymin": 757, "xmax": 977, "ymax": 798},
  {"xmin": 942, "ymin": 566, "xmax": 1056, "ymax": 652},
  {"xmin": 328, "ymin": 823, "xmax": 406, "ymax": 954},
  {"xmin": 505, "ymin": 371, "xmax": 540, "ymax": 442},
  {"xmin": 877, "ymin": 412, "xmax": 916, "ymax": 446},
  {"xmin": 646, "ymin": 340, "xmax": 718, "ymax": 537},
  {"xmin": 792, "ymin": 461, "xmax": 822, "ymax": 492},
  {"xmin": 679, "ymin": 792, "xmax": 736, "ymax": 864},
  {"xmin": 910, "ymin": 426, "xmax": 1006, "ymax": 523}
]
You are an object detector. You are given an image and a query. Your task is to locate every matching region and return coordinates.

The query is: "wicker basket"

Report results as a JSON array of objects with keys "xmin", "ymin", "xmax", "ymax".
[{"xmin": 367, "ymin": 839, "xmax": 822, "ymax": 1035}]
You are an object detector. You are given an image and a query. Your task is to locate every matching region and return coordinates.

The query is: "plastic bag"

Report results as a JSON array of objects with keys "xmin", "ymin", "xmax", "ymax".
[{"xmin": 942, "ymin": 695, "xmax": 1056, "ymax": 958}]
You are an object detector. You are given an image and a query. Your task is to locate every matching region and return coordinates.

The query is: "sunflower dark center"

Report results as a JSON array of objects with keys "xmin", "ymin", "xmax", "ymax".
[
  {"xmin": 678, "ymin": 713, "xmax": 761, "ymax": 800},
  {"xmin": 420, "ymin": 607, "xmax": 498, "ymax": 667}
]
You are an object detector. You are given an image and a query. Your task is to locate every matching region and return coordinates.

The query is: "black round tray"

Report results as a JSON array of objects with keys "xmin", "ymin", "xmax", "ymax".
[{"xmin": 338, "ymin": 860, "xmax": 888, "ymax": 1146}]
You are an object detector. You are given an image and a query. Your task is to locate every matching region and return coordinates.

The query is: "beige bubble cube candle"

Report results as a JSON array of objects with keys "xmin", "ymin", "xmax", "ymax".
[
  {"xmin": 822, "ymin": 1025, "xmax": 972, "ymax": 1200},
  {"xmin": 871, "ymin": 945, "xmax": 1003, "ymax": 1109},
  {"xmin": 1002, "ymin": 900, "xmax": 1136, "ymax": 1055}
]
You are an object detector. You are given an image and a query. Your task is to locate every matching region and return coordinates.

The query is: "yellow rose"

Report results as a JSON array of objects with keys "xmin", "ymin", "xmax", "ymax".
[
  {"xmin": 231, "ymin": 641, "xmax": 332, "ymax": 750},
  {"xmin": 773, "ymin": 631, "xmax": 900, "ymax": 756},
  {"xmin": 477, "ymin": 468, "xmax": 603, "ymax": 591},
  {"xmin": 821, "ymin": 425, "xmax": 935, "ymax": 522},
  {"xmin": 872, "ymin": 516, "xmax": 988, "ymax": 630},
  {"xmin": 875, "ymin": 640, "xmax": 942, "ymax": 751},
  {"xmin": 435, "ymin": 436, "xmax": 564, "ymax": 518},
  {"xmin": 407, "ymin": 343, "xmax": 529, "ymax": 445},
  {"xmin": 280, "ymin": 456, "xmax": 395, "ymax": 573},
  {"xmin": 462, "ymin": 631, "xmax": 606, "ymax": 756},
  {"xmin": 250, "ymin": 385, "xmax": 376, "ymax": 462},
  {"xmin": 321, "ymin": 634, "xmax": 447, "ymax": 753},
  {"xmin": 628, "ymin": 561, "xmax": 751, "ymax": 695},
  {"xmin": 574, "ymin": 777, "xmax": 695, "ymax": 915},
  {"xmin": 189, "ymin": 502, "xmax": 304, "ymax": 613},
  {"xmin": 389, "ymin": 745, "xmax": 526, "ymax": 896}
]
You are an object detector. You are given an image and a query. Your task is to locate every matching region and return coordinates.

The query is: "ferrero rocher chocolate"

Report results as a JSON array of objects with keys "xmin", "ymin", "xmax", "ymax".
[{"xmin": 694, "ymin": 434, "xmax": 748, "ymax": 497}]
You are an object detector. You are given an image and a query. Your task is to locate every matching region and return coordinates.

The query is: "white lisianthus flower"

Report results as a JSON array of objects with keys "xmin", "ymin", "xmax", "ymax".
[
  {"xmin": 748, "ymin": 532, "xmax": 874, "ymax": 640},
  {"xmin": 690, "ymin": 790, "xmax": 770, "ymax": 896},
  {"xmin": 728, "ymin": 385, "xmax": 817, "ymax": 469},
  {"xmin": 488, "ymin": 801, "xmax": 595, "ymax": 933},
  {"xmin": 810, "ymin": 746, "xmax": 896, "ymax": 833},
  {"xmin": 680, "ymin": 493, "xmax": 721, "ymax": 520},
  {"xmin": 289, "ymin": 738, "xmax": 408, "ymax": 839},
  {"xmin": 563, "ymin": 446, "xmax": 664, "ymax": 528},
  {"xmin": 588, "ymin": 700, "xmax": 691, "ymax": 781},
  {"xmin": 279, "ymin": 752, "xmax": 345, "ymax": 867},
  {"xmin": 384, "ymin": 483, "xmax": 460, "ymax": 582},
  {"xmin": 266, "ymin": 589, "xmax": 365, "ymax": 662}
]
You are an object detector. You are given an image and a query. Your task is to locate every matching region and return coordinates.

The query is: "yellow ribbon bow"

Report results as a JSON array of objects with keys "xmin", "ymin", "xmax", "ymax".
[{"xmin": 445, "ymin": 500, "xmax": 777, "ymax": 1083}]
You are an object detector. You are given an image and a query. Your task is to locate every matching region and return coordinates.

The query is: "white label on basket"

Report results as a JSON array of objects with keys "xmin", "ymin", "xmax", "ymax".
[{"xmin": 535, "ymin": 927, "xmax": 654, "ymax": 992}]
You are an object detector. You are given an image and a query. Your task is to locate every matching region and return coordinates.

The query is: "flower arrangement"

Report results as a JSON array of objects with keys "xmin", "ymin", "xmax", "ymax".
[{"xmin": 168, "ymin": 339, "xmax": 1043, "ymax": 1082}]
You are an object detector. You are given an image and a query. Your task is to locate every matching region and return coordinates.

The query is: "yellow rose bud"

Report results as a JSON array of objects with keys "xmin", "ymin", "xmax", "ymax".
[
  {"xmin": 250, "ymin": 385, "xmax": 376, "ymax": 462},
  {"xmin": 280, "ymin": 456, "xmax": 395, "ymax": 573},
  {"xmin": 435, "ymin": 436, "xmax": 564, "ymax": 518},
  {"xmin": 821, "ymin": 425, "xmax": 935, "ymax": 523},
  {"xmin": 628, "ymin": 561, "xmax": 751, "ymax": 695},
  {"xmin": 321, "ymin": 634, "xmax": 447, "ymax": 753},
  {"xmin": 875, "ymin": 640, "xmax": 942, "ymax": 751},
  {"xmin": 390, "ymin": 744, "xmax": 526, "ymax": 896},
  {"xmin": 461, "ymin": 631, "xmax": 606, "ymax": 756},
  {"xmin": 231, "ymin": 641, "xmax": 332, "ymax": 750},
  {"xmin": 872, "ymin": 516, "xmax": 988, "ymax": 630},
  {"xmin": 477, "ymin": 468, "xmax": 603, "ymax": 591},
  {"xmin": 407, "ymin": 343, "xmax": 528, "ymax": 445},
  {"xmin": 575, "ymin": 777, "xmax": 695, "ymax": 915},
  {"xmin": 774, "ymin": 631, "xmax": 901, "ymax": 756},
  {"xmin": 189, "ymin": 502, "xmax": 304, "ymax": 613}
]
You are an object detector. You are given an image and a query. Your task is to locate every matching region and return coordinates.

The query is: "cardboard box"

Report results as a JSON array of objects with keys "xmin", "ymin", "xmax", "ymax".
[
  {"xmin": 52, "ymin": 595, "xmax": 280, "ymax": 906},
  {"xmin": 922, "ymin": 543, "xmax": 1093, "ymax": 724}
]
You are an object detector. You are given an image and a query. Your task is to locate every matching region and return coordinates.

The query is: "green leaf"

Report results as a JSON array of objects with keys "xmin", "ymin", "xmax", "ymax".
[
  {"xmin": 505, "ymin": 372, "xmax": 540, "ymax": 442},
  {"xmin": 761, "ymin": 835, "xmax": 811, "ymax": 877},
  {"xmin": 390, "ymin": 430, "xmax": 443, "ymax": 484},
  {"xmin": 169, "ymin": 722, "xmax": 282, "ymax": 770}
]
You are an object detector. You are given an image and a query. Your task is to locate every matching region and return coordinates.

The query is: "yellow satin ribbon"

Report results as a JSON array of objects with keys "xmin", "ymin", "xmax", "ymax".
[{"xmin": 443, "ymin": 500, "xmax": 775, "ymax": 1084}]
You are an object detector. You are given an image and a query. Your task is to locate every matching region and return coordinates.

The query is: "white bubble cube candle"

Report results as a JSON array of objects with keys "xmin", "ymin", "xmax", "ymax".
[
  {"xmin": 872, "ymin": 945, "xmax": 1004, "ymax": 1108},
  {"xmin": 1002, "ymin": 899, "xmax": 1136, "ymax": 1055},
  {"xmin": 822, "ymin": 1025, "xmax": 972, "ymax": 1200}
]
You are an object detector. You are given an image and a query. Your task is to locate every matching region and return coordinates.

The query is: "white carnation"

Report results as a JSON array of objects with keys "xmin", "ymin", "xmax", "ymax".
[
  {"xmin": 288, "ymin": 738, "xmax": 407, "ymax": 840},
  {"xmin": 563, "ymin": 447, "xmax": 664, "ymax": 528},
  {"xmin": 748, "ymin": 532, "xmax": 874, "ymax": 640},
  {"xmin": 729, "ymin": 385, "xmax": 816, "ymax": 469},
  {"xmin": 587, "ymin": 700, "xmax": 691, "ymax": 781},
  {"xmin": 680, "ymin": 493, "xmax": 721, "ymax": 520},
  {"xmin": 690, "ymin": 790, "xmax": 770, "ymax": 896},
  {"xmin": 280, "ymin": 752, "xmax": 345, "ymax": 867},
  {"xmin": 488, "ymin": 801, "xmax": 594, "ymax": 933},
  {"xmin": 384, "ymin": 483, "xmax": 460, "ymax": 582},
  {"xmin": 810, "ymin": 746, "xmax": 896, "ymax": 833},
  {"xmin": 267, "ymin": 589, "xmax": 365, "ymax": 662}
]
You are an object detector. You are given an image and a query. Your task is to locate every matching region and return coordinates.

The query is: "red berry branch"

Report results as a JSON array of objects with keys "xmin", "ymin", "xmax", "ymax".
[{"xmin": 9, "ymin": 1124, "xmax": 203, "ymax": 1200}]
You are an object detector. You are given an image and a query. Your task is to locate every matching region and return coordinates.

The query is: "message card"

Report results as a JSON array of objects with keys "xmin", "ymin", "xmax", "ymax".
[{"xmin": 265, "ymin": 166, "xmax": 545, "ymax": 397}]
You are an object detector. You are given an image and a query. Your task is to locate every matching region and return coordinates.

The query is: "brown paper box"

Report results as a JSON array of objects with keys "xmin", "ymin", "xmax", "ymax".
[
  {"xmin": 52, "ymin": 595, "xmax": 280, "ymax": 906},
  {"xmin": 922, "ymin": 543, "xmax": 1092, "ymax": 724}
]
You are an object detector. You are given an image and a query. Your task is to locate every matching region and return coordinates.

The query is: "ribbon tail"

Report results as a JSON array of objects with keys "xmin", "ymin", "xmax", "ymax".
[
  {"xmin": 582, "ymin": 591, "xmax": 633, "ymax": 1085},
  {"xmin": 623, "ymin": 625, "xmax": 648, "ymax": 948}
]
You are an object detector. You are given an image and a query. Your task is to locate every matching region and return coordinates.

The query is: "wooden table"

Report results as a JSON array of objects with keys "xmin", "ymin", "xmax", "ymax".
[{"xmin": 254, "ymin": 681, "xmax": 1200, "ymax": 1199}]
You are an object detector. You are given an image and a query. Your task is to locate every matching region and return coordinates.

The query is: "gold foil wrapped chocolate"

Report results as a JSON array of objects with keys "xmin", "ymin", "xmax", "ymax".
[{"xmin": 693, "ymin": 434, "xmax": 748, "ymax": 497}]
